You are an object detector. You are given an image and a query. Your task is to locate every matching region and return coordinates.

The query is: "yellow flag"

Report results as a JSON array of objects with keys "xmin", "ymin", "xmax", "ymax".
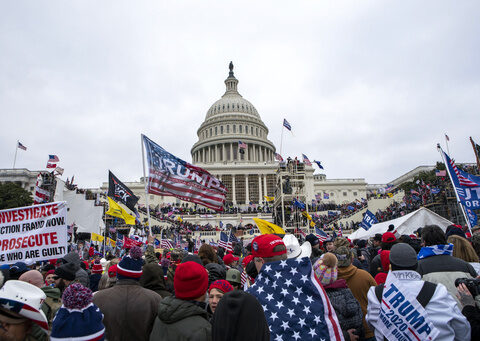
[
  {"xmin": 176, "ymin": 216, "xmax": 183, "ymax": 222},
  {"xmin": 106, "ymin": 197, "xmax": 136, "ymax": 225},
  {"xmin": 310, "ymin": 221, "xmax": 315, "ymax": 228},
  {"xmin": 302, "ymin": 211, "xmax": 313, "ymax": 221},
  {"xmin": 107, "ymin": 238, "xmax": 116, "ymax": 247},
  {"xmin": 387, "ymin": 192, "xmax": 393, "ymax": 198},
  {"xmin": 91, "ymin": 232, "xmax": 104, "ymax": 242},
  {"xmin": 264, "ymin": 196, "xmax": 274, "ymax": 202},
  {"xmin": 253, "ymin": 218, "xmax": 286, "ymax": 235}
]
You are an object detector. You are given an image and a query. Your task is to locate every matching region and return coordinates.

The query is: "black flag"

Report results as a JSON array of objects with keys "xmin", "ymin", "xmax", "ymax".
[{"xmin": 108, "ymin": 171, "xmax": 139, "ymax": 212}]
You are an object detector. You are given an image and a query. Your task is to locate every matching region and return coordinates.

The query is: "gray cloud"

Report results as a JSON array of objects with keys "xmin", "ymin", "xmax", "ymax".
[{"xmin": 1, "ymin": 1, "xmax": 479, "ymax": 188}]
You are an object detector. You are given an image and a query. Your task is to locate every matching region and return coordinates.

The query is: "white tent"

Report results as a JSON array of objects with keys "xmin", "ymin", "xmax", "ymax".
[{"xmin": 348, "ymin": 207, "xmax": 454, "ymax": 240}]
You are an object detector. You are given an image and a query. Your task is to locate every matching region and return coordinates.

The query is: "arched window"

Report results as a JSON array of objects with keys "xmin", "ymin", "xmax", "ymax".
[
  {"xmin": 239, "ymin": 125, "xmax": 243, "ymax": 133},
  {"xmin": 215, "ymin": 127, "xmax": 217, "ymax": 135},
  {"xmin": 227, "ymin": 125, "xmax": 230, "ymax": 133},
  {"xmin": 256, "ymin": 127, "xmax": 258, "ymax": 136},
  {"xmin": 233, "ymin": 125, "xmax": 236, "ymax": 133},
  {"xmin": 220, "ymin": 126, "xmax": 223, "ymax": 134},
  {"xmin": 209, "ymin": 128, "xmax": 212, "ymax": 137}
]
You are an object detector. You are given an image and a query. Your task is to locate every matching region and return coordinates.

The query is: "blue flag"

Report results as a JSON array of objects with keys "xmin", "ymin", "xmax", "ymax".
[
  {"xmin": 314, "ymin": 160, "xmax": 324, "ymax": 170},
  {"xmin": 283, "ymin": 119, "xmax": 292, "ymax": 131},
  {"xmin": 247, "ymin": 257, "xmax": 342, "ymax": 340},
  {"xmin": 464, "ymin": 206, "xmax": 478, "ymax": 228},
  {"xmin": 360, "ymin": 209, "xmax": 378, "ymax": 231},
  {"xmin": 293, "ymin": 198, "xmax": 306, "ymax": 210},
  {"xmin": 431, "ymin": 188, "xmax": 441, "ymax": 194}
]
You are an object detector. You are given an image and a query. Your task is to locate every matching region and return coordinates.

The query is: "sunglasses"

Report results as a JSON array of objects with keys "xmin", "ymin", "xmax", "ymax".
[{"xmin": 52, "ymin": 276, "xmax": 60, "ymax": 280}]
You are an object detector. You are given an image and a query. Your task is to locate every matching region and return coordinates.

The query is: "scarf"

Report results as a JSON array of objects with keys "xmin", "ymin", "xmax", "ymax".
[{"xmin": 417, "ymin": 243, "xmax": 453, "ymax": 260}]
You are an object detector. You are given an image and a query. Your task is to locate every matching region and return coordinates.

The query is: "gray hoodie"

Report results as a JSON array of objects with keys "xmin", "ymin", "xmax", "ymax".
[{"xmin": 62, "ymin": 252, "xmax": 89, "ymax": 287}]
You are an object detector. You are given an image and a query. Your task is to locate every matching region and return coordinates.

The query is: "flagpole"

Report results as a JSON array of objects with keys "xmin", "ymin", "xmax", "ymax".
[
  {"xmin": 140, "ymin": 134, "xmax": 153, "ymax": 236},
  {"xmin": 13, "ymin": 141, "xmax": 18, "ymax": 168},
  {"xmin": 279, "ymin": 125, "xmax": 284, "ymax": 156},
  {"xmin": 445, "ymin": 133, "xmax": 451, "ymax": 156},
  {"xmin": 103, "ymin": 204, "xmax": 107, "ymax": 257},
  {"xmin": 470, "ymin": 136, "xmax": 480, "ymax": 170},
  {"xmin": 437, "ymin": 144, "xmax": 471, "ymax": 232}
]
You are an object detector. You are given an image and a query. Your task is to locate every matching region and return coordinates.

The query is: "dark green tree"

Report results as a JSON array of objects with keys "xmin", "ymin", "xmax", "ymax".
[{"xmin": 0, "ymin": 182, "xmax": 33, "ymax": 209}]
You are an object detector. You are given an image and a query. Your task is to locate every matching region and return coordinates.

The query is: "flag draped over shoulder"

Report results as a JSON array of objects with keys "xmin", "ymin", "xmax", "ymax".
[
  {"xmin": 108, "ymin": 171, "xmax": 139, "ymax": 212},
  {"xmin": 247, "ymin": 257, "xmax": 343, "ymax": 340},
  {"xmin": 106, "ymin": 197, "xmax": 136, "ymax": 225},
  {"xmin": 142, "ymin": 135, "xmax": 227, "ymax": 211},
  {"xmin": 253, "ymin": 218, "xmax": 285, "ymax": 235}
]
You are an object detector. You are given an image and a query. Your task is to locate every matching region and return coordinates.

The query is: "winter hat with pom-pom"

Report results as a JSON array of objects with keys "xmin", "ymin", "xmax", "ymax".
[
  {"xmin": 117, "ymin": 246, "xmax": 143, "ymax": 280},
  {"xmin": 313, "ymin": 252, "xmax": 338, "ymax": 286},
  {"xmin": 380, "ymin": 250, "xmax": 391, "ymax": 273},
  {"xmin": 51, "ymin": 283, "xmax": 105, "ymax": 340}
]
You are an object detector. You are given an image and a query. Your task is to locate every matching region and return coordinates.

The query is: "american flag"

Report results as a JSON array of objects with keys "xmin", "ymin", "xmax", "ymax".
[
  {"xmin": 246, "ymin": 257, "xmax": 343, "ymax": 340},
  {"xmin": 160, "ymin": 239, "xmax": 174, "ymax": 249},
  {"xmin": 238, "ymin": 141, "xmax": 247, "ymax": 149},
  {"xmin": 314, "ymin": 227, "xmax": 328, "ymax": 242},
  {"xmin": 302, "ymin": 154, "xmax": 312, "ymax": 166},
  {"xmin": 275, "ymin": 153, "xmax": 284, "ymax": 162},
  {"xmin": 442, "ymin": 149, "xmax": 480, "ymax": 187},
  {"xmin": 33, "ymin": 186, "xmax": 50, "ymax": 204},
  {"xmin": 435, "ymin": 169, "xmax": 446, "ymax": 177},
  {"xmin": 338, "ymin": 225, "xmax": 343, "ymax": 237},
  {"xmin": 240, "ymin": 271, "xmax": 249, "ymax": 287},
  {"xmin": 17, "ymin": 141, "xmax": 27, "ymax": 151},
  {"xmin": 283, "ymin": 118, "xmax": 292, "ymax": 131},
  {"xmin": 48, "ymin": 155, "xmax": 60, "ymax": 162},
  {"xmin": 218, "ymin": 231, "xmax": 233, "ymax": 252},
  {"xmin": 143, "ymin": 135, "xmax": 227, "ymax": 211},
  {"xmin": 116, "ymin": 233, "xmax": 124, "ymax": 248}
]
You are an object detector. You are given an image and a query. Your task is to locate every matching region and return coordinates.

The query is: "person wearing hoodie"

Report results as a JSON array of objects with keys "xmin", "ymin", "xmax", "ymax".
[
  {"xmin": 336, "ymin": 246, "xmax": 377, "ymax": 340},
  {"xmin": 212, "ymin": 290, "xmax": 270, "ymax": 341},
  {"xmin": 61, "ymin": 251, "xmax": 89, "ymax": 287},
  {"xmin": 314, "ymin": 253, "xmax": 364, "ymax": 341},
  {"xmin": 150, "ymin": 261, "xmax": 211, "ymax": 341},
  {"xmin": 89, "ymin": 259, "xmax": 103, "ymax": 292},
  {"xmin": 140, "ymin": 262, "xmax": 172, "ymax": 298}
]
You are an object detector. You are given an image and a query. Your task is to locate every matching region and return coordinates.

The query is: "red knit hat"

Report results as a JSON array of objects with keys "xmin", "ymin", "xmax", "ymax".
[
  {"xmin": 242, "ymin": 255, "xmax": 253, "ymax": 268},
  {"xmin": 209, "ymin": 280, "xmax": 233, "ymax": 294},
  {"xmin": 382, "ymin": 232, "xmax": 396, "ymax": 243},
  {"xmin": 375, "ymin": 272, "xmax": 388, "ymax": 285},
  {"xmin": 174, "ymin": 261, "xmax": 208, "ymax": 300},
  {"xmin": 92, "ymin": 260, "xmax": 103, "ymax": 274},
  {"xmin": 223, "ymin": 254, "xmax": 239, "ymax": 266},
  {"xmin": 251, "ymin": 234, "xmax": 286, "ymax": 258},
  {"xmin": 108, "ymin": 264, "xmax": 117, "ymax": 278}
]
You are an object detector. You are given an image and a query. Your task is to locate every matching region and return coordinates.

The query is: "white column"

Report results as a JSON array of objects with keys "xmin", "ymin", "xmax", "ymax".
[
  {"xmin": 263, "ymin": 175, "xmax": 268, "ymax": 196},
  {"xmin": 245, "ymin": 174, "xmax": 249, "ymax": 203},
  {"xmin": 230, "ymin": 143, "xmax": 233, "ymax": 161},
  {"xmin": 258, "ymin": 174, "xmax": 263, "ymax": 203},
  {"xmin": 222, "ymin": 143, "xmax": 226, "ymax": 161},
  {"xmin": 245, "ymin": 145, "xmax": 249, "ymax": 162},
  {"xmin": 232, "ymin": 174, "xmax": 236, "ymax": 204}
]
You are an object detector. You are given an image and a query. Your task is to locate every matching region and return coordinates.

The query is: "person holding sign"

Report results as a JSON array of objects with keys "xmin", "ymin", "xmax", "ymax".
[{"xmin": 366, "ymin": 243, "xmax": 470, "ymax": 341}]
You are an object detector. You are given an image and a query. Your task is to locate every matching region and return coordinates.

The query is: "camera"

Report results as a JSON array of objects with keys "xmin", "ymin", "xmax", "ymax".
[{"xmin": 455, "ymin": 277, "xmax": 480, "ymax": 297}]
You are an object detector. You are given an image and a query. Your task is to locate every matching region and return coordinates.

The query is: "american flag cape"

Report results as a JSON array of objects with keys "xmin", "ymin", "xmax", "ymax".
[
  {"xmin": 142, "ymin": 135, "xmax": 227, "ymax": 211},
  {"xmin": 247, "ymin": 257, "xmax": 344, "ymax": 340}
]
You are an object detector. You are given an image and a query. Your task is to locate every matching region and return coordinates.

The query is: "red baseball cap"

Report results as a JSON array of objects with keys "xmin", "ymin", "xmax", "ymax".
[
  {"xmin": 223, "ymin": 253, "xmax": 239, "ymax": 266},
  {"xmin": 242, "ymin": 255, "xmax": 254, "ymax": 268},
  {"xmin": 382, "ymin": 232, "xmax": 396, "ymax": 243},
  {"xmin": 251, "ymin": 234, "xmax": 286, "ymax": 258}
]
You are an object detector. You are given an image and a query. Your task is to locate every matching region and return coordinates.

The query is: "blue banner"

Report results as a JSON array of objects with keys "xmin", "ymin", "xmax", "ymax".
[
  {"xmin": 464, "ymin": 206, "xmax": 478, "ymax": 227},
  {"xmin": 360, "ymin": 209, "xmax": 378, "ymax": 230}
]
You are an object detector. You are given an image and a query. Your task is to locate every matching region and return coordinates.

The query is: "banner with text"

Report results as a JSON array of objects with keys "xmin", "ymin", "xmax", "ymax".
[{"xmin": 0, "ymin": 202, "xmax": 68, "ymax": 264}]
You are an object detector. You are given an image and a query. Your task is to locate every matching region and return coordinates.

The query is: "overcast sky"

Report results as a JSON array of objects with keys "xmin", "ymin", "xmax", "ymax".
[{"xmin": 1, "ymin": 1, "xmax": 479, "ymax": 189}]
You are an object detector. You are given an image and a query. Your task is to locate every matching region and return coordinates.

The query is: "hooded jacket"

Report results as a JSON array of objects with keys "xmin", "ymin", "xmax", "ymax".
[
  {"xmin": 41, "ymin": 286, "xmax": 62, "ymax": 325},
  {"xmin": 62, "ymin": 251, "xmax": 89, "ymax": 287},
  {"xmin": 324, "ymin": 279, "xmax": 364, "ymax": 340},
  {"xmin": 149, "ymin": 296, "xmax": 211, "ymax": 341},
  {"xmin": 140, "ymin": 263, "xmax": 172, "ymax": 298},
  {"xmin": 338, "ymin": 264, "xmax": 377, "ymax": 339}
]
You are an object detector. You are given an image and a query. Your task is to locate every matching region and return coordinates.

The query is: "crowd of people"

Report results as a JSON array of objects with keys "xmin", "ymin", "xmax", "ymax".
[{"xmin": 1, "ymin": 220, "xmax": 479, "ymax": 340}]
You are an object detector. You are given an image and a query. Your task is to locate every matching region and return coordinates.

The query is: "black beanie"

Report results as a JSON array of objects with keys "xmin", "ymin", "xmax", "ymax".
[
  {"xmin": 306, "ymin": 234, "xmax": 319, "ymax": 246},
  {"xmin": 55, "ymin": 262, "xmax": 77, "ymax": 281},
  {"xmin": 212, "ymin": 290, "xmax": 270, "ymax": 341}
]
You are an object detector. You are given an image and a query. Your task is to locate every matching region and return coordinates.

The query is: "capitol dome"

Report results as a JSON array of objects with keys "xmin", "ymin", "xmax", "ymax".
[{"xmin": 191, "ymin": 62, "xmax": 276, "ymax": 165}]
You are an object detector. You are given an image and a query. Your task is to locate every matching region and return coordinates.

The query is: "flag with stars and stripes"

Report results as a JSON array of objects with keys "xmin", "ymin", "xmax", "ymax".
[
  {"xmin": 314, "ymin": 227, "xmax": 328, "ymax": 242},
  {"xmin": 218, "ymin": 231, "xmax": 233, "ymax": 252},
  {"xmin": 247, "ymin": 257, "xmax": 344, "ymax": 341}
]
